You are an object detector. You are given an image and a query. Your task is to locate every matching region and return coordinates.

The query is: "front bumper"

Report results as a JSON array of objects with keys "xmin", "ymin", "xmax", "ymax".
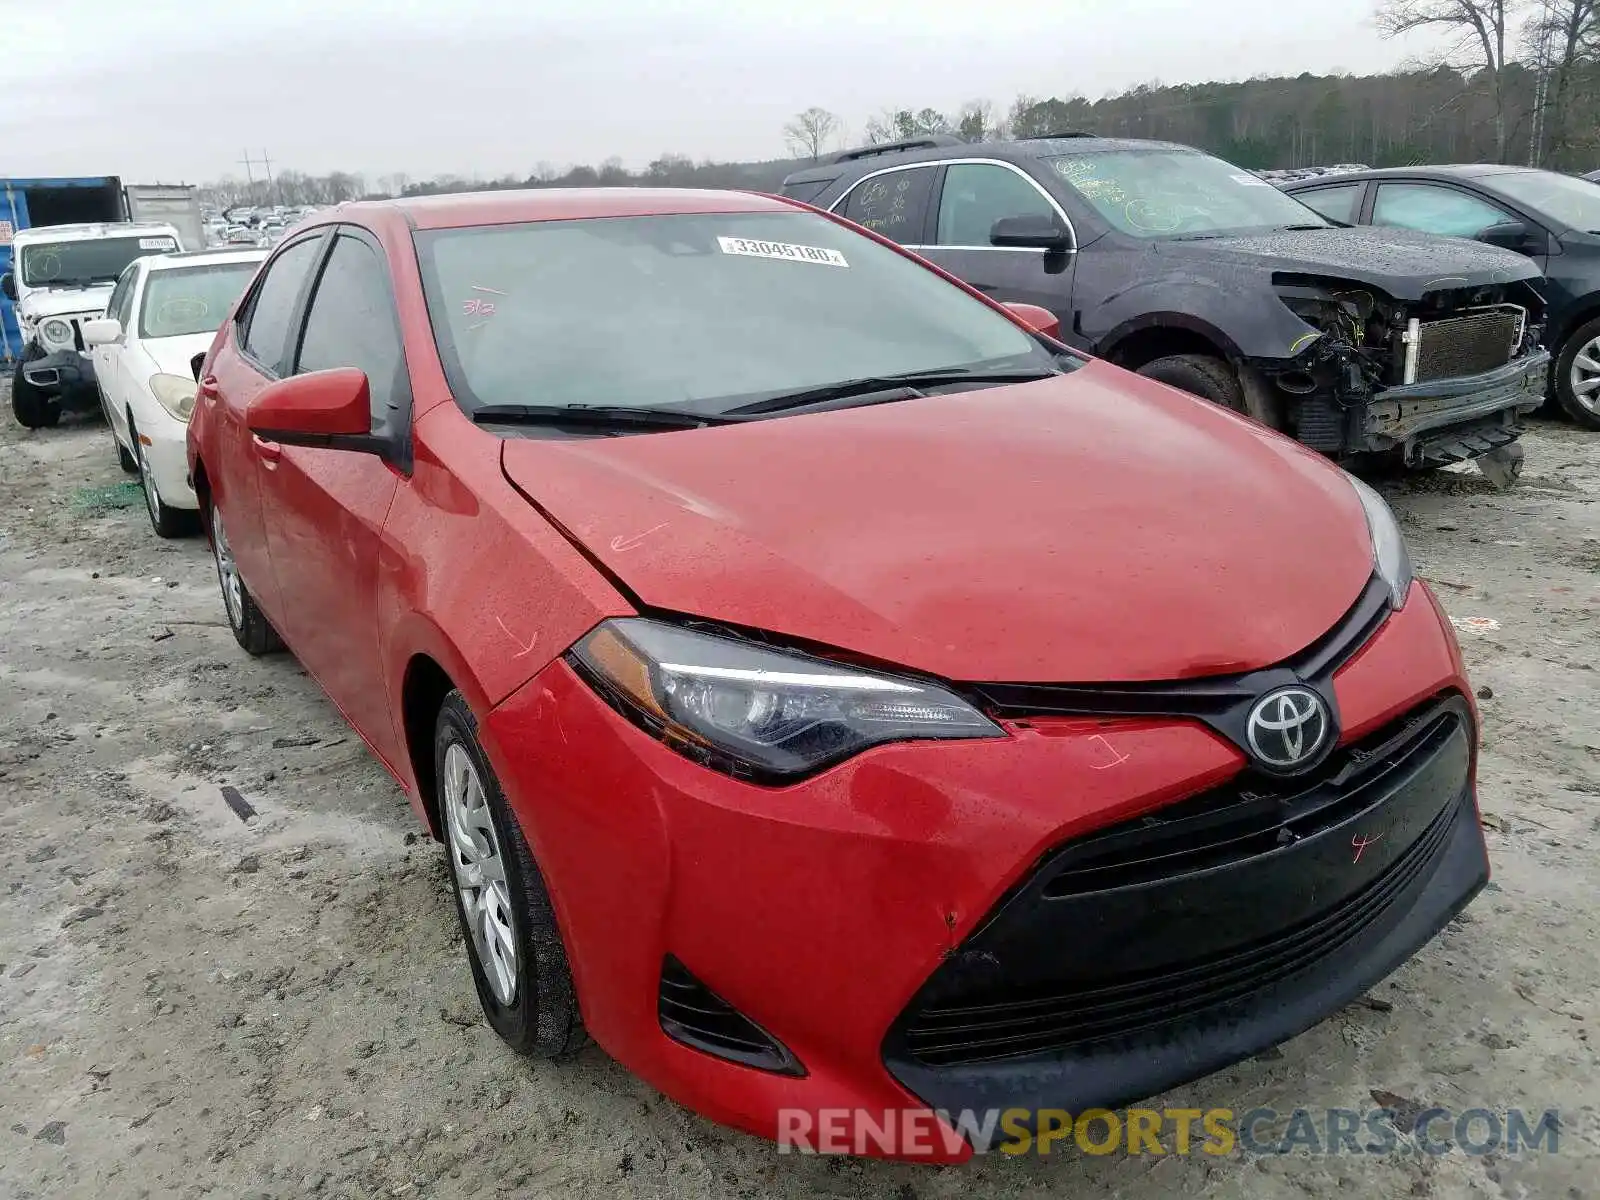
[
  {"xmin": 1365, "ymin": 350, "xmax": 1549, "ymax": 462},
  {"xmin": 482, "ymin": 583, "xmax": 1481, "ymax": 1161},
  {"xmin": 19, "ymin": 348, "xmax": 98, "ymax": 409}
]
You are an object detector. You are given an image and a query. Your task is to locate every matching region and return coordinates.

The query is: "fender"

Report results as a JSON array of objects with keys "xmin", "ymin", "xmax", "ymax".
[{"xmin": 1098, "ymin": 310, "xmax": 1247, "ymax": 365}]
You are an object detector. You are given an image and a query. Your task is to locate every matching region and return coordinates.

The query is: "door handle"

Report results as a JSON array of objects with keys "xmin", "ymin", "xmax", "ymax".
[
  {"xmin": 252, "ymin": 434, "xmax": 281, "ymax": 463},
  {"xmin": 198, "ymin": 375, "xmax": 220, "ymax": 400}
]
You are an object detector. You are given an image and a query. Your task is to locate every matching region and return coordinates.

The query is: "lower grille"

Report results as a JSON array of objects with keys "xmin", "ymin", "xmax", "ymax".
[
  {"xmin": 1412, "ymin": 308, "xmax": 1522, "ymax": 383},
  {"xmin": 892, "ymin": 695, "xmax": 1471, "ymax": 1068},
  {"xmin": 658, "ymin": 956, "xmax": 804, "ymax": 1075}
]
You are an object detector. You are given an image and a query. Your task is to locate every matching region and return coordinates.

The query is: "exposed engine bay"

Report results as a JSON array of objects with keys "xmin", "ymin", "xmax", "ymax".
[{"xmin": 1261, "ymin": 274, "xmax": 1550, "ymax": 467}]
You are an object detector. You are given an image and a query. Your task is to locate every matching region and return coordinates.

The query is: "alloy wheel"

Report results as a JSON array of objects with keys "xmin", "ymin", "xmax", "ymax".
[
  {"xmin": 211, "ymin": 508, "xmax": 244, "ymax": 629},
  {"xmin": 138, "ymin": 440, "xmax": 162, "ymax": 526},
  {"xmin": 443, "ymin": 742, "xmax": 519, "ymax": 1006},
  {"xmin": 1569, "ymin": 335, "xmax": 1600, "ymax": 414}
]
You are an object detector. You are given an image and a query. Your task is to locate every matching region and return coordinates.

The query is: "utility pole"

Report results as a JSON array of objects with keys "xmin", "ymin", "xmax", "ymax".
[{"xmin": 238, "ymin": 150, "xmax": 275, "ymax": 204}]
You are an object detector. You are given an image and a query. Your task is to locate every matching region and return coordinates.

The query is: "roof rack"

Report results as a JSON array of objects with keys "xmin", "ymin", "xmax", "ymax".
[
  {"xmin": 832, "ymin": 134, "xmax": 963, "ymax": 164},
  {"xmin": 1018, "ymin": 130, "xmax": 1099, "ymax": 140}
]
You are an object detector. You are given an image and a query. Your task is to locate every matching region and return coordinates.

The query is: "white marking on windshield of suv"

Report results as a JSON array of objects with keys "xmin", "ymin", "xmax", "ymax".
[{"xmin": 716, "ymin": 237, "xmax": 848, "ymax": 267}]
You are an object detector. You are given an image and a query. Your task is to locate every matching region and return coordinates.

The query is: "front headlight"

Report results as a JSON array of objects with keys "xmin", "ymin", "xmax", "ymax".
[
  {"xmin": 568, "ymin": 618, "xmax": 1003, "ymax": 782},
  {"xmin": 40, "ymin": 318, "xmax": 73, "ymax": 346},
  {"xmin": 1348, "ymin": 474, "xmax": 1414, "ymax": 609},
  {"xmin": 148, "ymin": 373, "xmax": 198, "ymax": 421}
]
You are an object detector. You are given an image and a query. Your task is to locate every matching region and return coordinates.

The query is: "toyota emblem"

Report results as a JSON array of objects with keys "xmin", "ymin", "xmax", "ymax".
[{"xmin": 1245, "ymin": 686, "xmax": 1330, "ymax": 771}]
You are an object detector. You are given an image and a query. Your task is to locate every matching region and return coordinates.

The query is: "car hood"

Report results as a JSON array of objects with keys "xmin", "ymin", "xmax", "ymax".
[
  {"xmin": 141, "ymin": 331, "xmax": 219, "ymax": 379},
  {"xmin": 1153, "ymin": 226, "xmax": 1540, "ymax": 300},
  {"xmin": 499, "ymin": 363, "xmax": 1377, "ymax": 683},
  {"xmin": 19, "ymin": 284, "xmax": 113, "ymax": 319}
]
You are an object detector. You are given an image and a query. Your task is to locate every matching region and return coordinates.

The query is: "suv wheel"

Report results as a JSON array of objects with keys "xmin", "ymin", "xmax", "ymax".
[
  {"xmin": 1554, "ymin": 316, "xmax": 1600, "ymax": 430},
  {"xmin": 1136, "ymin": 354, "xmax": 1247, "ymax": 413}
]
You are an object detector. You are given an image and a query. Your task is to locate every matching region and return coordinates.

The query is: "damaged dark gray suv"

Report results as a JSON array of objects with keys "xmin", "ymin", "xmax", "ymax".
[{"xmin": 782, "ymin": 135, "xmax": 1550, "ymax": 478}]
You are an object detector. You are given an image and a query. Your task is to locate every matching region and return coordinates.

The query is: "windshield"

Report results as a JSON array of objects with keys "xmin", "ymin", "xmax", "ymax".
[
  {"xmin": 138, "ymin": 261, "xmax": 261, "ymax": 339},
  {"xmin": 415, "ymin": 209, "xmax": 1057, "ymax": 417},
  {"xmin": 1045, "ymin": 151, "xmax": 1330, "ymax": 238},
  {"xmin": 18, "ymin": 234, "xmax": 180, "ymax": 287},
  {"xmin": 1490, "ymin": 169, "xmax": 1600, "ymax": 231}
]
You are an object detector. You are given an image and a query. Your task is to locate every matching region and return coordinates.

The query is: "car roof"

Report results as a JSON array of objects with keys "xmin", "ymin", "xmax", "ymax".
[
  {"xmin": 1282, "ymin": 164, "xmax": 1539, "ymax": 187},
  {"xmin": 781, "ymin": 135, "xmax": 1201, "ymax": 186},
  {"xmin": 11, "ymin": 221, "xmax": 181, "ymax": 243},
  {"xmin": 145, "ymin": 248, "xmax": 268, "ymax": 270},
  {"xmin": 327, "ymin": 187, "xmax": 798, "ymax": 232}
]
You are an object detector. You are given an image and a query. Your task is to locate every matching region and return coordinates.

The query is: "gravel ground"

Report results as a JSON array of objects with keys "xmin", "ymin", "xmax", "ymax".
[{"xmin": 1, "ymin": 389, "xmax": 1596, "ymax": 1200}]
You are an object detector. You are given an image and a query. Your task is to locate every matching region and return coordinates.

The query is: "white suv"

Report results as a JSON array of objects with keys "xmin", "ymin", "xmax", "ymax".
[{"xmin": 2, "ymin": 221, "xmax": 184, "ymax": 428}]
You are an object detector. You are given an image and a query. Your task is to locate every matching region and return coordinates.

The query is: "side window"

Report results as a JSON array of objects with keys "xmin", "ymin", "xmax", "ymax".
[
  {"xmin": 840, "ymin": 167, "xmax": 936, "ymax": 244},
  {"xmin": 294, "ymin": 233, "xmax": 405, "ymax": 428},
  {"xmin": 936, "ymin": 163, "xmax": 1059, "ymax": 247},
  {"xmin": 241, "ymin": 236, "xmax": 323, "ymax": 374},
  {"xmin": 1372, "ymin": 184, "xmax": 1512, "ymax": 239},
  {"xmin": 105, "ymin": 264, "xmax": 137, "ymax": 329},
  {"xmin": 1294, "ymin": 183, "xmax": 1361, "ymax": 224}
]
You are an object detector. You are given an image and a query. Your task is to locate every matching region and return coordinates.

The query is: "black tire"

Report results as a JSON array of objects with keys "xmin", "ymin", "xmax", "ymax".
[
  {"xmin": 206, "ymin": 501, "xmax": 283, "ymax": 655},
  {"xmin": 1136, "ymin": 353, "xmax": 1247, "ymax": 414},
  {"xmin": 11, "ymin": 354, "xmax": 60, "ymax": 429},
  {"xmin": 1553, "ymin": 316, "xmax": 1600, "ymax": 430},
  {"xmin": 114, "ymin": 414, "xmax": 139, "ymax": 474},
  {"xmin": 129, "ymin": 415, "xmax": 200, "ymax": 539},
  {"xmin": 434, "ymin": 690, "xmax": 585, "ymax": 1059}
]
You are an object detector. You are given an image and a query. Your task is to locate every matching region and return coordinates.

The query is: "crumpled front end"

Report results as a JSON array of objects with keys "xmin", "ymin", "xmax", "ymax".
[
  {"xmin": 1259, "ymin": 274, "xmax": 1549, "ymax": 465},
  {"xmin": 19, "ymin": 347, "xmax": 99, "ymax": 409}
]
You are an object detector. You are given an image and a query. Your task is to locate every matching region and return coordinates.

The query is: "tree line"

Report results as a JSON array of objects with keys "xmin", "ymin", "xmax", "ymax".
[{"xmin": 199, "ymin": 0, "xmax": 1600, "ymax": 209}]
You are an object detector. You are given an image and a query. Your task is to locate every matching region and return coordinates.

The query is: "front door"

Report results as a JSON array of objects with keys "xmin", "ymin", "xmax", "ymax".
[
  {"xmin": 916, "ymin": 162, "xmax": 1078, "ymax": 343},
  {"xmin": 208, "ymin": 231, "xmax": 328, "ymax": 624},
  {"xmin": 256, "ymin": 228, "xmax": 408, "ymax": 770}
]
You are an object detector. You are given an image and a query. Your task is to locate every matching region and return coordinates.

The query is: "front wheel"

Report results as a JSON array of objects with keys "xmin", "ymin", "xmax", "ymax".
[
  {"xmin": 208, "ymin": 503, "xmax": 282, "ymax": 655},
  {"xmin": 1554, "ymin": 317, "xmax": 1600, "ymax": 430},
  {"xmin": 434, "ymin": 690, "xmax": 585, "ymax": 1058},
  {"xmin": 131, "ymin": 415, "xmax": 199, "ymax": 538}
]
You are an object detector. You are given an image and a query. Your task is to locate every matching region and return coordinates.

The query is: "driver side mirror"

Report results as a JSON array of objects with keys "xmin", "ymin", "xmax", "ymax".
[
  {"xmin": 1002, "ymin": 302, "xmax": 1062, "ymax": 340},
  {"xmin": 0, "ymin": 273, "xmax": 15, "ymax": 302},
  {"xmin": 248, "ymin": 368, "xmax": 378, "ymax": 453},
  {"xmin": 1476, "ymin": 220, "xmax": 1538, "ymax": 254},
  {"xmin": 990, "ymin": 214, "xmax": 1073, "ymax": 251},
  {"xmin": 82, "ymin": 317, "xmax": 122, "ymax": 346}
]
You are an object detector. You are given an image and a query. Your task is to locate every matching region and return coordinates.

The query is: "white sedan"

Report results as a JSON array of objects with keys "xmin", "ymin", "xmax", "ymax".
[{"xmin": 84, "ymin": 248, "xmax": 267, "ymax": 536}]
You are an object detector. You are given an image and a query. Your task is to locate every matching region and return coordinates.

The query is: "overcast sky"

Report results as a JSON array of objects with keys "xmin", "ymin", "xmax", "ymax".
[{"xmin": 5, "ymin": 0, "xmax": 1448, "ymax": 185}]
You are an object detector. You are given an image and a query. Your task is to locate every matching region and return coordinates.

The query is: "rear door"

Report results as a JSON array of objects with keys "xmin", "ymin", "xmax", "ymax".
[
  {"xmin": 257, "ymin": 227, "xmax": 408, "ymax": 769},
  {"xmin": 1288, "ymin": 181, "xmax": 1366, "ymax": 226},
  {"xmin": 917, "ymin": 160, "xmax": 1077, "ymax": 329},
  {"xmin": 207, "ymin": 230, "xmax": 328, "ymax": 624}
]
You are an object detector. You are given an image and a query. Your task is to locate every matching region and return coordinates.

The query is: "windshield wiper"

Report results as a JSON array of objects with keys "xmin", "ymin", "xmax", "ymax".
[
  {"xmin": 725, "ymin": 368, "xmax": 1059, "ymax": 417},
  {"xmin": 1276, "ymin": 224, "xmax": 1330, "ymax": 232},
  {"xmin": 470, "ymin": 403, "xmax": 732, "ymax": 430}
]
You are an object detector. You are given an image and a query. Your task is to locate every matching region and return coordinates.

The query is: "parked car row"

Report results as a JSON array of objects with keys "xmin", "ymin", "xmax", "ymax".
[{"xmin": 781, "ymin": 133, "xmax": 1600, "ymax": 471}]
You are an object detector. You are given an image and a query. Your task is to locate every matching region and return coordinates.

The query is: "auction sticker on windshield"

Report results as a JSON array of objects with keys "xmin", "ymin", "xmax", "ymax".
[{"xmin": 717, "ymin": 236, "xmax": 848, "ymax": 267}]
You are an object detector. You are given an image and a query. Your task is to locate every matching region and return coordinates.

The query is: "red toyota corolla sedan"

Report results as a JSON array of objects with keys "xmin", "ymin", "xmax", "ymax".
[{"xmin": 187, "ymin": 188, "xmax": 1486, "ymax": 1161}]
